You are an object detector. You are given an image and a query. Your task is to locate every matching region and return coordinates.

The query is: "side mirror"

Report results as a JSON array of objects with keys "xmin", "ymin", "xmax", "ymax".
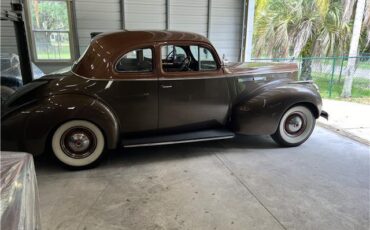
[
  {"xmin": 90, "ymin": 32, "xmax": 102, "ymax": 39},
  {"xmin": 222, "ymin": 54, "xmax": 229, "ymax": 64}
]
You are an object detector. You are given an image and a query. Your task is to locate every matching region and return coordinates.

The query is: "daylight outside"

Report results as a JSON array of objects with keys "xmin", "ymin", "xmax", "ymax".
[
  {"xmin": 251, "ymin": 0, "xmax": 370, "ymax": 144},
  {"xmin": 0, "ymin": 0, "xmax": 369, "ymax": 230},
  {"xmin": 29, "ymin": 0, "xmax": 72, "ymax": 60},
  {"xmin": 252, "ymin": 0, "xmax": 369, "ymax": 103}
]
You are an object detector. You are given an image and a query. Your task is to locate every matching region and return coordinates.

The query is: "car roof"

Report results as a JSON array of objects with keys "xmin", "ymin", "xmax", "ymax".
[
  {"xmin": 72, "ymin": 30, "xmax": 216, "ymax": 79},
  {"xmin": 93, "ymin": 30, "xmax": 210, "ymax": 45}
]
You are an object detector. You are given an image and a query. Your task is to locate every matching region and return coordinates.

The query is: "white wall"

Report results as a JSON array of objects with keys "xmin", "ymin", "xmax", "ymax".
[
  {"xmin": 125, "ymin": 0, "xmax": 166, "ymax": 30},
  {"xmin": 1, "ymin": 0, "xmax": 18, "ymax": 55},
  {"xmin": 0, "ymin": 0, "xmax": 244, "ymax": 73},
  {"xmin": 75, "ymin": 0, "xmax": 122, "ymax": 54},
  {"xmin": 210, "ymin": 0, "xmax": 243, "ymax": 62},
  {"xmin": 170, "ymin": 0, "xmax": 208, "ymax": 36}
]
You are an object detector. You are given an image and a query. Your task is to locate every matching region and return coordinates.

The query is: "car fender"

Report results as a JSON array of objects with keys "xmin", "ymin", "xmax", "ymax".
[
  {"xmin": 231, "ymin": 83, "xmax": 322, "ymax": 135},
  {"xmin": 3, "ymin": 94, "xmax": 120, "ymax": 155}
]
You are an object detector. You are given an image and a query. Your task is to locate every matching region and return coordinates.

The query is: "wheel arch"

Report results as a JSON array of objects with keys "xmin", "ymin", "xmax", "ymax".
[
  {"xmin": 23, "ymin": 94, "xmax": 120, "ymax": 155},
  {"xmin": 51, "ymin": 119, "xmax": 106, "ymax": 168},
  {"xmin": 271, "ymin": 104, "xmax": 317, "ymax": 147},
  {"xmin": 231, "ymin": 83, "xmax": 322, "ymax": 135},
  {"xmin": 271, "ymin": 101, "xmax": 319, "ymax": 135},
  {"xmin": 45, "ymin": 117, "xmax": 109, "ymax": 152},
  {"xmin": 290, "ymin": 102, "xmax": 320, "ymax": 119}
]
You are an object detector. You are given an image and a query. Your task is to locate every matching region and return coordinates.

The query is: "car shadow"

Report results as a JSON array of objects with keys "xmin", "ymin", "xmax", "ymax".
[{"xmin": 34, "ymin": 135, "xmax": 279, "ymax": 173}]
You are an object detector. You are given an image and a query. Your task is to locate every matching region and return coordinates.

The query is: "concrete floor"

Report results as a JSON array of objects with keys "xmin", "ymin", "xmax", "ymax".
[
  {"xmin": 319, "ymin": 99, "xmax": 370, "ymax": 145},
  {"xmin": 35, "ymin": 127, "xmax": 370, "ymax": 230}
]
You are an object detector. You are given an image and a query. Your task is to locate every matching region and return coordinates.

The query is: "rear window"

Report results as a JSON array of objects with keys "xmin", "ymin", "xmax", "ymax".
[{"xmin": 116, "ymin": 48, "xmax": 153, "ymax": 72}]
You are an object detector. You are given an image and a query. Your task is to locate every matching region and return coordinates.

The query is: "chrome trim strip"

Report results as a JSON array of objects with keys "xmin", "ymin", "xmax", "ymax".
[
  {"xmin": 72, "ymin": 71, "xmax": 156, "ymax": 81},
  {"xmin": 123, "ymin": 135, "xmax": 235, "ymax": 148},
  {"xmin": 159, "ymin": 76, "xmax": 229, "ymax": 81},
  {"xmin": 72, "ymin": 70, "xmax": 297, "ymax": 81},
  {"xmin": 288, "ymin": 80, "xmax": 314, "ymax": 84},
  {"xmin": 73, "ymin": 71, "xmax": 230, "ymax": 81}
]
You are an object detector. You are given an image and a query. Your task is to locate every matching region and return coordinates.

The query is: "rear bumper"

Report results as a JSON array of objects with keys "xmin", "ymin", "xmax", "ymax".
[{"xmin": 320, "ymin": 110, "xmax": 329, "ymax": 120}]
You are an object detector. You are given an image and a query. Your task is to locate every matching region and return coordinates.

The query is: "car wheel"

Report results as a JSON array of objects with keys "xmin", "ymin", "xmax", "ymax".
[
  {"xmin": 52, "ymin": 120, "xmax": 105, "ymax": 168},
  {"xmin": 271, "ymin": 105, "xmax": 316, "ymax": 147},
  {"xmin": 1, "ymin": 85, "xmax": 15, "ymax": 105}
]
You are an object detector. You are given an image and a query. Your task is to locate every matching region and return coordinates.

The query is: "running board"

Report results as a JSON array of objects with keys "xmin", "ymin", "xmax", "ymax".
[{"xmin": 122, "ymin": 129, "xmax": 235, "ymax": 148}]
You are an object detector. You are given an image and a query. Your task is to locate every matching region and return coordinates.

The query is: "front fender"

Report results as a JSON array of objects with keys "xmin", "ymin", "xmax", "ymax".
[
  {"xmin": 231, "ymin": 83, "xmax": 322, "ymax": 135},
  {"xmin": 2, "ymin": 94, "xmax": 119, "ymax": 155}
]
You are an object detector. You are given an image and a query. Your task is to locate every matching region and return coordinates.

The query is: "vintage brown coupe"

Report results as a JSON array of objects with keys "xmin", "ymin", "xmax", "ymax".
[{"xmin": 1, "ymin": 31, "xmax": 327, "ymax": 168}]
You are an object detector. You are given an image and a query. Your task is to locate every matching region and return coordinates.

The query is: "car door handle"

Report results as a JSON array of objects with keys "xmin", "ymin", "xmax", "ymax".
[
  {"xmin": 127, "ymin": 93, "xmax": 150, "ymax": 98},
  {"xmin": 161, "ymin": 84, "xmax": 173, "ymax": 89}
]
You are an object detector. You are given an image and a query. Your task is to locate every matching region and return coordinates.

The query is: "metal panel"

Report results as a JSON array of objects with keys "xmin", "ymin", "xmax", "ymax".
[
  {"xmin": 209, "ymin": 0, "xmax": 243, "ymax": 62},
  {"xmin": 0, "ymin": 0, "xmax": 18, "ymax": 55},
  {"xmin": 75, "ymin": 0, "xmax": 122, "ymax": 53},
  {"xmin": 1, "ymin": 0, "xmax": 244, "ymax": 68},
  {"xmin": 170, "ymin": 0, "xmax": 208, "ymax": 36},
  {"xmin": 125, "ymin": 0, "xmax": 166, "ymax": 30}
]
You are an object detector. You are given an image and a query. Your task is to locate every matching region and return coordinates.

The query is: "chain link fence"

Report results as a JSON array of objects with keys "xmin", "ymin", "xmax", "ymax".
[{"xmin": 252, "ymin": 56, "xmax": 370, "ymax": 99}]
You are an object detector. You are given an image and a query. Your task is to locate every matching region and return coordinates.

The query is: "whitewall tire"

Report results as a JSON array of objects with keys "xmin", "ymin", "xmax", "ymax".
[
  {"xmin": 52, "ymin": 120, "xmax": 105, "ymax": 167},
  {"xmin": 271, "ymin": 106, "xmax": 315, "ymax": 147}
]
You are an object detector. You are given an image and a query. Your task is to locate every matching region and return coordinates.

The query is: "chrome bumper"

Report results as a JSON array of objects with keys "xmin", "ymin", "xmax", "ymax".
[{"xmin": 320, "ymin": 110, "xmax": 329, "ymax": 120}]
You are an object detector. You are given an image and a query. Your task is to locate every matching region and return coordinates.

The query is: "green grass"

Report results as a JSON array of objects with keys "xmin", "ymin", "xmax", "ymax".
[
  {"xmin": 36, "ymin": 44, "xmax": 71, "ymax": 60},
  {"xmin": 321, "ymin": 59, "xmax": 370, "ymax": 69},
  {"xmin": 313, "ymin": 73, "xmax": 370, "ymax": 104},
  {"xmin": 358, "ymin": 61, "xmax": 370, "ymax": 69},
  {"xmin": 37, "ymin": 51, "xmax": 71, "ymax": 60}
]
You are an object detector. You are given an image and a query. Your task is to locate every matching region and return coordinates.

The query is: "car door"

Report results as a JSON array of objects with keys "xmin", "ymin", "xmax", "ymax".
[
  {"xmin": 157, "ymin": 42, "xmax": 230, "ymax": 132},
  {"xmin": 96, "ymin": 46, "xmax": 158, "ymax": 136}
]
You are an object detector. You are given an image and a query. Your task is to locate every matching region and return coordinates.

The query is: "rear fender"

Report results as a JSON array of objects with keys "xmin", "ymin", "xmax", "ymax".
[
  {"xmin": 231, "ymin": 83, "xmax": 322, "ymax": 135},
  {"xmin": 21, "ymin": 94, "xmax": 119, "ymax": 154}
]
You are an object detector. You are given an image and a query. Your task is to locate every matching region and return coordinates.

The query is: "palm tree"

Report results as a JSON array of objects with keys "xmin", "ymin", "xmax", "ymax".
[
  {"xmin": 253, "ymin": 0, "xmax": 352, "ymax": 80},
  {"xmin": 342, "ymin": 0, "xmax": 369, "ymax": 49},
  {"xmin": 363, "ymin": 1, "xmax": 370, "ymax": 49},
  {"xmin": 341, "ymin": 0, "xmax": 367, "ymax": 97}
]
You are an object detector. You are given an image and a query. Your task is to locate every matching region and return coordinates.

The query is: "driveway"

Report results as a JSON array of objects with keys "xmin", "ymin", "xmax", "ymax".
[
  {"xmin": 312, "ymin": 65, "xmax": 370, "ymax": 79},
  {"xmin": 319, "ymin": 99, "xmax": 370, "ymax": 145},
  {"xmin": 35, "ymin": 127, "xmax": 370, "ymax": 230}
]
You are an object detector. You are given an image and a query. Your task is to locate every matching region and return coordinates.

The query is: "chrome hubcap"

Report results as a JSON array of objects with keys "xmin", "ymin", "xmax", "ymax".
[
  {"xmin": 284, "ymin": 113, "xmax": 306, "ymax": 136},
  {"xmin": 287, "ymin": 116, "xmax": 303, "ymax": 133},
  {"xmin": 67, "ymin": 133, "xmax": 91, "ymax": 152},
  {"xmin": 61, "ymin": 127, "xmax": 97, "ymax": 159}
]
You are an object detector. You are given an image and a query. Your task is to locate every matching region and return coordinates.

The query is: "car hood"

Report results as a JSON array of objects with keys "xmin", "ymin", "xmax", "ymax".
[{"xmin": 224, "ymin": 62, "xmax": 298, "ymax": 76}]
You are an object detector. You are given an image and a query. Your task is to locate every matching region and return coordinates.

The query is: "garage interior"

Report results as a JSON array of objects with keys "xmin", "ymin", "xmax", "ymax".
[
  {"xmin": 34, "ymin": 129, "xmax": 369, "ymax": 230},
  {"xmin": 1, "ymin": 0, "xmax": 370, "ymax": 230},
  {"xmin": 1, "ymin": 0, "xmax": 245, "ymax": 73}
]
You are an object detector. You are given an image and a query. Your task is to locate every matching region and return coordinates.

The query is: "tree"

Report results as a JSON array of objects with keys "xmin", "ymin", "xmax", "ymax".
[
  {"xmin": 341, "ymin": 0, "xmax": 367, "ymax": 97},
  {"xmin": 30, "ymin": 0, "xmax": 70, "ymax": 58},
  {"xmin": 362, "ymin": 0, "xmax": 370, "ymax": 50},
  {"xmin": 253, "ymin": 0, "xmax": 352, "ymax": 79}
]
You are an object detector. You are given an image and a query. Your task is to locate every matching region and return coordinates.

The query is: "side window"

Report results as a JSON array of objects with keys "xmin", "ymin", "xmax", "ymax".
[
  {"xmin": 161, "ymin": 45, "xmax": 188, "ymax": 72},
  {"xmin": 116, "ymin": 48, "xmax": 152, "ymax": 72},
  {"xmin": 161, "ymin": 45, "xmax": 217, "ymax": 72},
  {"xmin": 189, "ymin": 45, "xmax": 217, "ymax": 71},
  {"xmin": 190, "ymin": 45, "xmax": 199, "ymax": 61},
  {"xmin": 161, "ymin": 45, "xmax": 187, "ymax": 60},
  {"xmin": 199, "ymin": 47, "xmax": 217, "ymax": 70}
]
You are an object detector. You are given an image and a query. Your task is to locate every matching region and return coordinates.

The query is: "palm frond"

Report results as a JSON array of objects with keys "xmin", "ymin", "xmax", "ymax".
[
  {"xmin": 341, "ymin": 0, "xmax": 356, "ymax": 22},
  {"xmin": 315, "ymin": 0, "xmax": 331, "ymax": 17},
  {"xmin": 253, "ymin": 0, "xmax": 354, "ymax": 57},
  {"xmin": 362, "ymin": 0, "xmax": 370, "ymax": 48}
]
